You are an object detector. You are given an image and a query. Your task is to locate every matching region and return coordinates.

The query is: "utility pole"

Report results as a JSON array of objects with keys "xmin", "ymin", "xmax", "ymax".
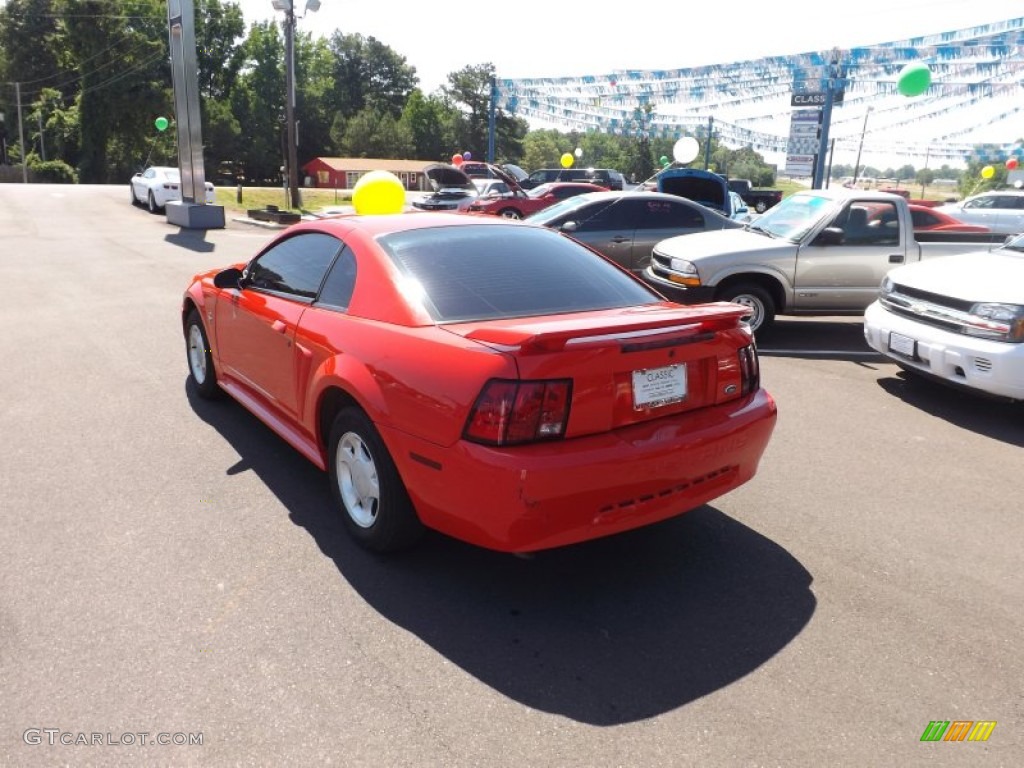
[
  {"xmin": 487, "ymin": 75, "xmax": 496, "ymax": 163},
  {"xmin": 704, "ymin": 116, "xmax": 713, "ymax": 171},
  {"xmin": 852, "ymin": 106, "xmax": 872, "ymax": 186},
  {"xmin": 284, "ymin": 4, "xmax": 300, "ymax": 209},
  {"xmin": 38, "ymin": 109, "xmax": 45, "ymax": 162},
  {"xmin": 16, "ymin": 82, "xmax": 27, "ymax": 183}
]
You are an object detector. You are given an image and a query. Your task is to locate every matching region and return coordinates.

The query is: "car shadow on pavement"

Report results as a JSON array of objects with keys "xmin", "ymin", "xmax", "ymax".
[
  {"xmin": 186, "ymin": 380, "xmax": 816, "ymax": 725},
  {"xmin": 877, "ymin": 372, "xmax": 1024, "ymax": 447},
  {"xmin": 165, "ymin": 228, "xmax": 216, "ymax": 253}
]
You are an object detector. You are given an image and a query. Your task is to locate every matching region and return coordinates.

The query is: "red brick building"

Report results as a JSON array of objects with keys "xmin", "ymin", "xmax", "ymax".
[{"xmin": 301, "ymin": 158, "xmax": 437, "ymax": 190}]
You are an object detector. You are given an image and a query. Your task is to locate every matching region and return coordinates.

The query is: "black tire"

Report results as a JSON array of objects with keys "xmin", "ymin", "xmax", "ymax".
[
  {"xmin": 147, "ymin": 190, "xmax": 160, "ymax": 214},
  {"xmin": 717, "ymin": 282, "xmax": 776, "ymax": 334},
  {"xmin": 498, "ymin": 207, "xmax": 522, "ymax": 220},
  {"xmin": 185, "ymin": 309, "xmax": 221, "ymax": 399},
  {"xmin": 755, "ymin": 200, "xmax": 768, "ymax": 213},
  {"xmin": 328, "ymin": 407, "xmax": 423, "ymax": 552},
  {"xmin": 130, "ymin": 184, "xmax": 138, "ymax": 206}
]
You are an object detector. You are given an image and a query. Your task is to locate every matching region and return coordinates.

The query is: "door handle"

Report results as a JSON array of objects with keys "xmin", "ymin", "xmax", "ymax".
[
  {"xmin": 611, "ymin": 236, "xmax": 630, "ymax": 243},
  {"xmin": 888, "ymin": 254, "xmax": 904, "ymax": 263},
  {"xmin": 271, "ymin": 320, "xmax": 287, "ymax": 333}
]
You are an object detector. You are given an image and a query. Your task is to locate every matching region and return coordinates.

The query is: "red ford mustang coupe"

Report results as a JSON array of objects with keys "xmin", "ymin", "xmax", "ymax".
[{"xmin": 182, "ymin": 213, "xmax": 776, "ymax": 553}]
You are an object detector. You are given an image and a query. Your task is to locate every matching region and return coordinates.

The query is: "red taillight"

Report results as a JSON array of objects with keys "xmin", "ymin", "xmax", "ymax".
[
  {"xmin": 738, "ymin": 344, "xmax": 760, "ymax": 395},
  {"xmin": 464, "ymin": 379, "xmax": 572, "ymax": 446}
]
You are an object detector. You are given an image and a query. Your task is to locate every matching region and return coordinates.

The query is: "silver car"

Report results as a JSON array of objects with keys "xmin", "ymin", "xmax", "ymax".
[
  {"xmin": 934, "ymin": 191, "xmax": 1024, "ymax": 234},
  {"xmin": 526, "ymin": 191, "xmax": 743, "ymax": 274}
]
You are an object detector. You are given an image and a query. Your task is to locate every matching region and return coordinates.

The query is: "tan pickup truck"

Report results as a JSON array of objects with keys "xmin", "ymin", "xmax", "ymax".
[{"xmin": 643, "ymin": 189, "xmax": 1007, "ymax": 333}]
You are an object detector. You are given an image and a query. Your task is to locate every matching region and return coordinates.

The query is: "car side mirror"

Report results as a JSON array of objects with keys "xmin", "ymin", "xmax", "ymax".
[
  {"xmin": 560, "ymin": 221, "xmax": 579, "ymax": 233},
  {"xmin": 214, "ymin": 267, "xmax": 244, "ymax": 289},
  {"xmin": 133, "ymin": 172, "xmax": 141, "ymax": 178},
  {"xmin": 815, "ymin": 227, "xmax": 844, "ymax": 245}
]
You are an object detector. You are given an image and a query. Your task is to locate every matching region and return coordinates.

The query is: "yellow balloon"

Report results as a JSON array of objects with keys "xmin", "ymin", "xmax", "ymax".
[
  {"xmin": 352, "ymin": 170, "xmax": 406, "ymax": 215},
  {"xmin": 560, "ymin": 152, "xmax": 574, "ymax": 168},
  {"xmin": 981, "ymin": 165, "xmax": 995, "ymax": 179}
]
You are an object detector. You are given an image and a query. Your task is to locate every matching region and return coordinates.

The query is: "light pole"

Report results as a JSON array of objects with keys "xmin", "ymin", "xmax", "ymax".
[
  {"xmin": 852, "ymin": 106, "xmax": 873, "ymax": 187},
  {"xmin": 271, "ymin": 0, "xmax": 320, "ymax": 209}
]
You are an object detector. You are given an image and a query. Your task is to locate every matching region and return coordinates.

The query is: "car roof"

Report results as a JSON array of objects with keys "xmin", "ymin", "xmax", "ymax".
[{"xmin": 285, "ymin": 210, "xmax": 530, "ymax": 238}]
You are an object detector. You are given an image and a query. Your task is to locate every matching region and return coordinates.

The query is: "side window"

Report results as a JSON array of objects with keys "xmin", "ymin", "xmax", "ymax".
[
  {"xmin": 571, "ymin": 200, "xmax": 619, "ymax": 231},
  {"xmin": 840, "ymin": 202, "xmax": 899, "ymax": 245},
  {"xmin": 316, "ymin": 245, "xmax": 357, "ymax": 310},
  {"xmin": 910, "ymin": 209, "xmax": 936, "ymax": 227},
  {"xmin": 553, "ymin": 186, "xmax": 583, "ymax": 200},
  {"xmin": 248, "ymin": 232, "xmax": 342, "ymax": 300},
  {"xmin": 635, "ymin": 200, "xmax": 704, "ymax": 229},
  {"xmin": 965, "ymin": 197, "xmax": 994, "ymax": 210},
  {"xmin": 144, "ymin": 169, "xmax": 155, "ymax": 179}
]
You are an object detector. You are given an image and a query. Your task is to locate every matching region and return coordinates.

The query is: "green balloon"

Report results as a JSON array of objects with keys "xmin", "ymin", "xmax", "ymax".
[
  {"xmin": 154, "ymin": 116, "xmax": 169, "ymax": 132},
  {"xmin": 659, "ymin": 155, "xmax": 669, "ymax": 165},
  {"xmin": 897, "ymin": 63, "xmax": 931, "ymax": 97}
]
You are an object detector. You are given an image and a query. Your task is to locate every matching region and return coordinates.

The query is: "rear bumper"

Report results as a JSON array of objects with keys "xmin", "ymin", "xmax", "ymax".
[
  {"xmin": 864, "ymin": 301, "xmax": 1024, "ymax": 400},
  {"xmin": 382, "ymin": 390, "xmax": 777, "ymax": 552}
]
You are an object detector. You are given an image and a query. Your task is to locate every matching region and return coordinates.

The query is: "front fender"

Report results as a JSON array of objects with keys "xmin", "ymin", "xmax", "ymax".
[{"xmin": 703, "ymin": 264, "xmax": 795, "ymax": 308}]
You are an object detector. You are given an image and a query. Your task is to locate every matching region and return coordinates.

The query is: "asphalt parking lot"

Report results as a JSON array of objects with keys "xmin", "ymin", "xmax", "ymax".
[{"xmin": 1, "ymin": 184, "xmax": 1020, "ymax": 767}]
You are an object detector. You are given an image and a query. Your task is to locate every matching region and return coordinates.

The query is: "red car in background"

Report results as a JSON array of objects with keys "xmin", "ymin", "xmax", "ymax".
[
  {"xmin": 467, "ymin": 182, "xmax": 607, "ymax": 219},
  {"xmin": 908, "ymin": 204, "xmax": 990, "ymax": 232},
  {"xmin": 182, "ymin": 213, "xmax": 776, "ymax": 553}
]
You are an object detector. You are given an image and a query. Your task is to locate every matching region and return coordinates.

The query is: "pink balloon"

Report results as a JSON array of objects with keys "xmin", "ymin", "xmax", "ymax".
[
  {"xmin": 452, "ymin": 154, "xmax": 464, "ymax": 166},
  {"xmin": 1007, "ymin": 158, "xmax": 1019, "ymax": 170}
]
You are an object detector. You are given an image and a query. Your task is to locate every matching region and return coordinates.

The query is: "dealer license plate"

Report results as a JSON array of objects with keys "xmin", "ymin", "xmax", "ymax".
[
  {"xmin": 632, "ymin": 364, "xmax": 687, "ymax": 409},
  {"xmin": 888, "ymin": 331, "xmax": 916, "ymax": 358}
]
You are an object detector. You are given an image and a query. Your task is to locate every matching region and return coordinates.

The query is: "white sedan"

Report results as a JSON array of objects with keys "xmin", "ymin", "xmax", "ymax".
[{"xmin": 130, "ymin": 166, "xmax": 216, "ymax": 213}]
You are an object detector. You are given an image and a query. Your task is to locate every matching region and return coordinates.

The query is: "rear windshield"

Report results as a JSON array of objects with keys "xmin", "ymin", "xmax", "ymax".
[{"xmin": 377, "ymin": 224, "xmax": 659, "ymax": 323}]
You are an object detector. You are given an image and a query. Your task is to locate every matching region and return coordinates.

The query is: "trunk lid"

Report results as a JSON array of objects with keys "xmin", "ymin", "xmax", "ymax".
[{"xmin": 446, "ymin": 303, "xmax": 754, "ymax": 436}]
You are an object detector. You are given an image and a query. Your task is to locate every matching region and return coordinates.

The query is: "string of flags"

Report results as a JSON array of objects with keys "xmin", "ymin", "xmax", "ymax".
[{"xmin": 496, "ymin": 17, "xmax": 1024, "ymax": 162}]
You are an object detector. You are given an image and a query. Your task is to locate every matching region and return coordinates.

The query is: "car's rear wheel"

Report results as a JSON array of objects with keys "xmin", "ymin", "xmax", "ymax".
[
  {"xmin": 498, "ymin": 207, "xmax": 522, "ymax": 219},
  {"xmin": 185, "ymin": 309, "xmax": 221, "ymax": 399},
  {"xmin": 147, "ymin": 190, "xmax": 159, "ymax": 214},
  {"xmin": 717, "ymin": 282, "xmax": 776, "ymax": 334},
  {"xmin": 755, "ymin": 200, "xmax": 768, "ymax": 213},
  {"xmin": 328, "ymin": 407, "xmax": 423, "ymax": 552}
]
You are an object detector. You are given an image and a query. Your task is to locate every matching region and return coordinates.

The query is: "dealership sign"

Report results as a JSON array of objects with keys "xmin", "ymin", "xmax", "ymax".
[{"xmin": 790, "ymin": 91, "xmax": 845, "ymax": 106}]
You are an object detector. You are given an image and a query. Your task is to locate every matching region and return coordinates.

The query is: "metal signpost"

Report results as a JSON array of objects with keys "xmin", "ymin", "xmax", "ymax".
[{"xmin": 165, "ymin": 0, "xmax": 225, "ymax": 228}]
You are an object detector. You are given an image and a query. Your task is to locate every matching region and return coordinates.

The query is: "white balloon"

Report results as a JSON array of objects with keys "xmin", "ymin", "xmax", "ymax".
[
  {"xmin": 574, "ymin": 147, "xmax": 583, "ymax": 158},
  {"xmin": 672, "ymin": 136, "xmax": 700, "ymax": 164}
]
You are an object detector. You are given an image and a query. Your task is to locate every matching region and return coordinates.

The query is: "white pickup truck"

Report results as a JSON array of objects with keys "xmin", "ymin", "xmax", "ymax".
[
  {"xmin": 644, "ymin": 189, "xmax": 1007, "ymax": 333},
  {"xmin": 864, "ymin": 233, "xmax": 1024, "ymax": 401}
]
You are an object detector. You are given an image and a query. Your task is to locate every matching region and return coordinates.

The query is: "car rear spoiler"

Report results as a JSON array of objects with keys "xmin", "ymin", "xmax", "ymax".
[{"xmin": 461, "ymin": 304, "xmax": 749, "ymax": 353}]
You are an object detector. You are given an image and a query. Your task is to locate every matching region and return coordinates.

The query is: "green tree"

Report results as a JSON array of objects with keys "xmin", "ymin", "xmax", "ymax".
[
  {"xmin": 340, "ymin": 107, "xmax": 412, "ymax": 158},
  {"xmin": 231, "ymin": 21, "xmax": 285, "ymax": 182},
  {"xmin": 56, "ymin": 0, "xmax": 170, "ymax": 181},
  {"xmin": 522, "ymin": 130, "xmax": 562, "ymax": 171},
  {"xmin": 443, "ymin": 63, "xmax": 527, "ymax": 163},
  {"xmin": 400, "ymin": 89, "xmax": 455, "ymax": 160},
  {"xmin": 915, "ymin": 167, "xmax": 935, "ymax": 196}
]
